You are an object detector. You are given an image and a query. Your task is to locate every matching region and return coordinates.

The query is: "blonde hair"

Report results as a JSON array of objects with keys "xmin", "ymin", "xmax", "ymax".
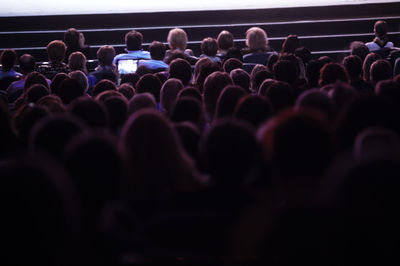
[
  {"xmin": 245, "ymin": 27, "xmax": 268, "ymax": 52},
  {"xmin": 167, "ymin": 28, "xmax": 188, "ymax": 50}
]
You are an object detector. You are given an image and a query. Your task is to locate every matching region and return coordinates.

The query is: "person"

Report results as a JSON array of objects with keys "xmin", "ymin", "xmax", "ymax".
[
  {"xmin": 64, "ymin": 28, "xmax": 91, "ymax": 61},
  {"xmin": 199, "ymin": 37, "xmax": 221, "ymax": 63},
  {"xmin": 243, "ymin": 27, "xmax": 276, "ymax": 73},
  {"xmin": 216, "ymin": 30, "xmax": 235, "ymax": 60},
  {"xmin": 138, "ymin": 41, "xmax": 168, "ymax": 71},
  {"xmin": 0, "ymin": 49, "xmax": 22, "ymax": 79},
  {"xmin": 113, "ymin": 30, "xmax": 150, "ymax": 64},
  {"xmin": 37, "ymin": 40, "xmax": 69, "ymax": 80},
  {"xmin": 68, "ymin": 51, "xmax": 96, "ymax": 88},
  {"xmin": 90, "ymin": 45, "xmax": 118, "ymax": 84},
  {"xmin": 366, "ymin": 20, "xmax": 394, "ymax": 52},
  {"xmin": 166, "ymin": 28, "xmax": 197, "ymax": 65}
]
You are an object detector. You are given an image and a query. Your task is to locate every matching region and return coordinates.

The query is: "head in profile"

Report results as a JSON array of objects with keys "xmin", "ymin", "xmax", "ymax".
[{"xmin": 245, "ymin": 27, "xmax": 269, "ymax": 53}]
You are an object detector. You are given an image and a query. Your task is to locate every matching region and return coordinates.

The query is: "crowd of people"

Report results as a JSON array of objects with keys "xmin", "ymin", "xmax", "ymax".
[{"xmin": 1, "ymin": 19, "xmax": 400, "ymax": 265}]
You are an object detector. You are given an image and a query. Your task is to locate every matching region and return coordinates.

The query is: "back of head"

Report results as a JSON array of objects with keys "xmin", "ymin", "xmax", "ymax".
[
  {"xmin": 203, "ymin": 71, "xmax": 233, "ymax": 119},
  {"xmin": 296, "ymin": 89, "xmax": 335, "ymax": 120},
  {"xmin": 266, "ymin": 81, "xmax": 295, "ymax": 113},
  {"xmin": 374, "ymin": 20, "xmax": 388, "ymax": 39},
  {"xmin": 177, "ymin": 87, "xmax": 202, "ymax": 102},
  {"xmin": 230, "ymin": 68, "xmax": 251, "ymax": 92},
  {"xmin": 306, "ymin": 59, "xmax": 324, "ymax": 88},
  {"xmin": 58, "ymin": 77, "xmax": 85, "ymax": 104},
  {"xmin": 350, "ymin": 41, "xmax": 369, "ymax": 62},
  {"xmin": 160, "ymin": 78, "xmax": 184, "ymax": 114},
  {"xmin": 170, "ymin": 96, "xmax": 204, "ymax": 130},
  {"xmin": 234, "ymin": 95, "xmax": 273, "ymax": 128},
  {"xmin": 136, "ymin": 73, "xmax": 162, "ymax": 101},
  {"xmin": 370, "ymin": 59, "xmax": 392, "ymax": 86},
  {"xmin": 68, "ymin": 51, "xmax": 87, "ymax": 72},
  {"xmin": 25, "ymin": 84, "xmax": 50, "ymax": 104},
  {"xmin": 118, "ymin": 83, "xmax": 135, "ymax": 100},
  {"xmin": 169, "ymin": 58, "xmax": 192, "ymax": 86},
  {"xmin": 149, "ymin": 41, "xmax": 166, "ymax": 60},
  {"xmin": 201, "ymin": 37, "xmax": 218, "ymax": 57},
  {"xmin": 252, "ymin": 69, "xmax": 273, "ymax": 92},
  {"xmin": 37, "ymin": 95, "xmax": 66, "ymax": 114},
  {"xmin": 69, "ymin": 97, "xmax": 108, "ymax": 129},
  {"xmin": 195, "ymin": 60, "xmax": 221, "ymax": 92},
  {"xmin": 1, "ymin": 49, "xmax": 18, "ymax": 71},
  {"xmin": 69, "ymin": 70, "xmax": 88, "ymax": 92},
  {"xmin": 223, "ymin": 58, "xmax": 243, "ymax": 74},
  {"xmin": 246, "ymin": 27, "xmax": 268, "ymax": 52},
  {"xmin": 217, "ymin": 30, "xmax": 234, "ymax": 51},
  {"xmin": 167, "ymin": 28, "xmax": 188, "ymax": 50},
  {"xmin": 18, "ymin": 54, "xmax": 36, "ymax": 75},
  {"xmin": 273, "ymin": 60, "xmax": 298, "ymax": 84},
  {"xmin": 92, "ymin": 79, "xmax": 117, "ymax": 98},
  {"xmin": 24, "ymin": 71, "xmax": 49, "ymax": 93},
  {"xmin": 121, "ymin": 109, "xmax": 193, "ymax": 196},
  {"xmin": 201, "ymin": 118, "xmax": 258, "ymax": 188},
  {"xmin": 29, "ymin": 114, "xmax": 86, "ymax": 158},
  {"xmin": 281, "ymin": 34, "xmax": 300, "ymax": 54},
  {"xmin": 120, "ymin": 73, "xmax": 140, "ymax": 88},
  {"xmin": 64, "ymin": 28, "xmax": 80, "ymax": 47},
  {"xmin": 343, "ymin": 55, "xmax": 363, "ymax": 80},
  {"xmin": 375, "ymin": 79, "xmax": 400, "ymax": 105},
  {"xmin": 363, "ymin": 52, "xmax": 381, "ymax": 82},
  {"xmin": 97, "ymin": 45, "xmax": 115, "ymax": 66},
  {"xmin": 50, "ymin": 72, "xmax": 69, "ymax": 94},
  {"xmin": 103, "ymin": 95, "xmax": 128, "ymax": 132},
  {"xmin": 215, "ymin": 85, "xmax": 247, "ymax": 119},
  {"xmin": 46, "ymin": 40, "xmax": 66, "ymax": 64},
  {"xmin": 259, "ymin": 109, "xmax": 333, "ymax": 182},
  {"xmin": 225, "ymin": 47, "xmax": 244, "ymax": 62},
  {"xmin": 125, "ymin": 30, "xmax": 143, "ymax": 51},
  {"xmin": 319, "ymin": 63, "xmax": 349, "ymax": 87},
  {"xmin": 128, "ymin": 92, "xmax": 156, "ymax": 114}
]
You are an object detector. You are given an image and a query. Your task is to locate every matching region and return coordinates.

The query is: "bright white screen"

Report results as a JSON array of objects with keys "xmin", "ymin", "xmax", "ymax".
[{"xmin": 0, "ymin": 0, "xmax": 398, "ymax": 17}]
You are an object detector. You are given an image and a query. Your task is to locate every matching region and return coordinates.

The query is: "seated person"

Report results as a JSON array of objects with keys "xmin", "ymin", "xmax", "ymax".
[
  {"xmin": 242, "ymin": 27, "xmax": 276, "ymax": 73},
  {"xmin": 113, "ymin": 30, "xmax": 151, "ymax": 64},
  {"xmin": 7, "ymin": 54, "xmax": 50, "ymax": 103},
  {"xmin": 138, "ymin": 41, "xmax": 168, "ymax": 72},
  {"xmin": 64, "ymin": 28, "xmax": 91, "ymax": 61},
  {"xmin": 90, "ymin": 45, "xmax": 118, "ymax": 84},
  {"xmin": 0, "ymin": 49, "xmax": 22, "ymax": 88},
  {"xmin": 165, "ymin": 28, "xmax": 197, "ymax": 65},
  {"xmin": 68, "ymin": 51, "xmax": 96, "ymax": 88},
  {"xmin": 216, "ymin": 30, "xmax": 235, "ymax": 60},
  {"xmin": 37, "ymin": 40, "xmax": 69, "ymax": 80},
  {"xmin": 366, "ymin": 20, "xmax": 394, "ymax": 53},
  {"xmin": 199, "ymin": 37, "xmax": 221, "ymax": 63}
]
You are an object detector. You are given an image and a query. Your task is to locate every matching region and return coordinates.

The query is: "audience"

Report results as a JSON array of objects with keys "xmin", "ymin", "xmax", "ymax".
[{"xmin": 2, "ymin": 19, "xmax": 400, "ymax": 265}]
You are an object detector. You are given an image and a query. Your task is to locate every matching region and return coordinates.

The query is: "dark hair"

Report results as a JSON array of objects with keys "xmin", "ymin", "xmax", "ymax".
[
  {"xmin": 125, "ymin": 30, "xmax": 143, "ymax": 51},
  {"xmin": 58, "ymin": 78, "xmax": 85, "ymax": 104},
  {"xmin": 234, "ymin": 95, "xmax": 272, "ymax": 128},
  {"xmin": 92, "ymin": 79, "xmax": 117, "ymax": 98},
  {"xmin": 169, "ymin": 58, "xmax": 192, "ymax": 86},
  {"xmin": 160, "ymin": 78, "xmax": 184, "ymax": 115},
  {"xmin": 319, "ymin": 63, "xmax": 349, "ymax": 87},
  {"xmin": 273, "ymin": 60, "xmax": 298, "ymax": 84},
  {"xmin": 120, "ymin": 73, "xmax": 140, "ymax": 88},
  {"xmin": 64, "ymin": 28, "xmax": 80, "ymax": 47},
  {"xmin": 265, "ymin": 81, "xmax": 295, "ymax": 113},
  {"xmin": 217, "ymin": 30, "xmax": 234, "ymax": 51},
  {"xmin": 203, "ymin": 71, "xmax": 233, "ymax": 119},
  {"xmin": 103, "ymin": 96, "xmax": 128, "ymax": 132},
  {"xmin": 177, "ymin": 87, "xmax": 202, "ymax": 102},
  {"xmin": 201, "ymin": 37, "xmax": 218, "ymax": 57},
  {"xmin": 224, "ymin": 47, "xmax": 243, "ymax": 62},
  {"xmin": 281, "ymin": 34, "xmax": 300, "ymax": 54},
  {"xmin": 18, "ymin": 54, "xmax": 36, "ymax": 74},
  {"xmin": 96, "ymin": 45, "xmax": 115, "ymax": 66},
  {"xmin": 50, "ymin": 72, "xmax": 69, "ymax": 94},
  {"xmin": 370, "ymin": 59, "xmax": 393, "ymax": 86},
  {"xmin": 136, "ymin": 74, "xmax": 162, "ymax": 101},
  {"xmin": 215, "ymin": 85, "xmax": 247, "ymax": 119},
  {"xmin": 1, "ymin": 49, "xmax": 18, "ymax": 71},
  {"xmin": 306, "ymin": 59, "xmax": 324, "ymax": 89},
  {"xmin": 374, "ymin": 20, "xmax": 389, "ymax": 39},
  {"xmin": 24, "ymin": 71, "xmax": 49, "ymax": 93},
  {"xmin": 223, "ymin": 58, "xmax": 243, "ymax": 73},
  {"xmin": 170, "ymin": 96, "xmax": 204, "ymax": 130},
  {"xmin": 25, "ymin": 84, "xmax": 50, "ymax": 103},
  {"xmin": 118, "ymin": 83, "xmax": 135, "ymax": 100},
  {"xmin": 69, "ymin": 97, "xmax": 108, "ymax": 129},
  {"xmin": 252, "ymin": 70, "xmax": 273, "ymax": 92},
  {"xmin": 128, "ymin": 93, "xmax": 156, "ymax": 114},
  {"xmin": 343, "ymin": 55, "xmax": 363, "ymax": 80},
  {"xmin": 149, "ymin": 41, "xmax": 166, "ymax": 60},
  {"xmin": 230, "ymin": 68, "xmax": 251, "ymax": 92},
  {"xmin": 46, "ymin": 40, "xmax": 66, "ymax": 64},
  {"xmin": 350, "ymin": 41, "xmax": 369, "ymax": 62},
  {"xmin": 295, "ymin": 89, "xmax": 335, "ymax": 120}
]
